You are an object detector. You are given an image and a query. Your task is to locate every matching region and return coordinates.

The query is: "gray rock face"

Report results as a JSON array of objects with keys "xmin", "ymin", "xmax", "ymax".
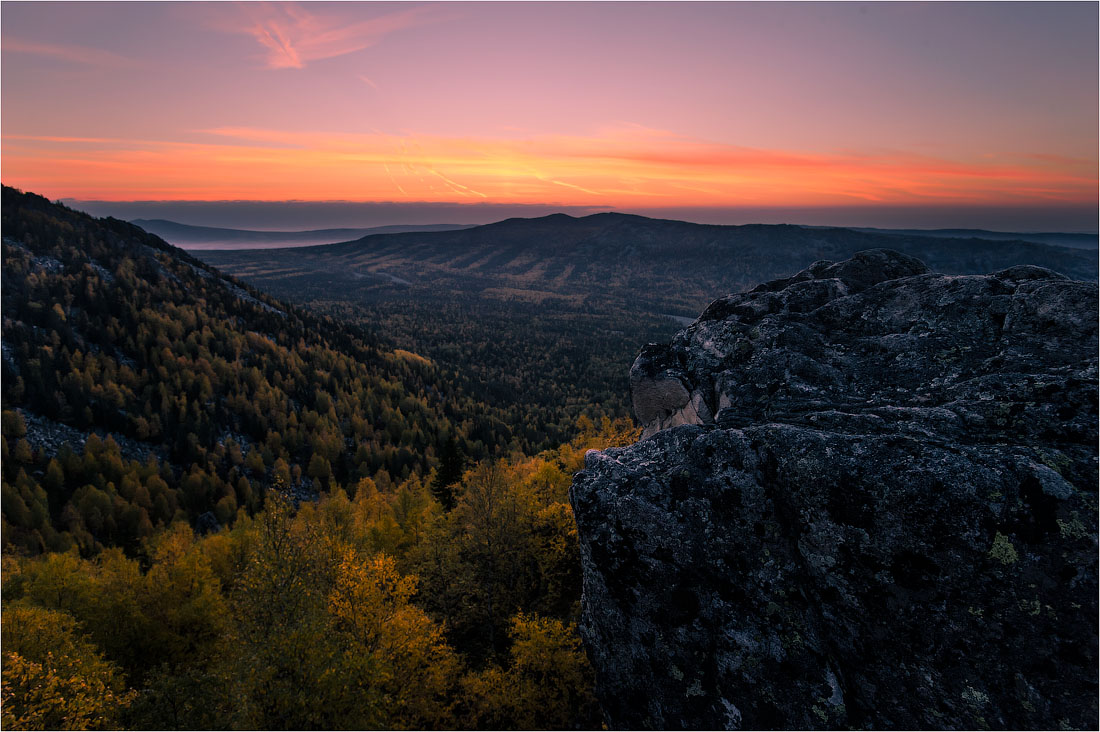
[{"xmin": 572, "ymin": 250, "xmax": 1098, "ymax": 730}]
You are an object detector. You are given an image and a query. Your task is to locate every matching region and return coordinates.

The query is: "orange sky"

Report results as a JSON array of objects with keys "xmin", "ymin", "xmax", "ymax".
[
  {"xmin": 4, "ymin": 126, "xmax": 1095, "ymax": 207},
  {"xmin": 1, "ymin": 2, "xmax": 1096, "ymax": 219}
]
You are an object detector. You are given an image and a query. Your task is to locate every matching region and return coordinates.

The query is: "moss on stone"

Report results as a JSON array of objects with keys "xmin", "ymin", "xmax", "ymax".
[{"xmin": 988, "ymin": 532, "xmax": 1018, "ymax": 565}]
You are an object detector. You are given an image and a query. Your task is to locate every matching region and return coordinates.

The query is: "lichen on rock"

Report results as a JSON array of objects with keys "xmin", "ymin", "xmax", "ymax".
[{"xmin": 571, "ymin": 249, "xmax": 1098, "ymax": 730}]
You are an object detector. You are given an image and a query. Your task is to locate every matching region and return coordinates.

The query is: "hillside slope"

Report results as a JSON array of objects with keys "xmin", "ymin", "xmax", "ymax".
[{"xmin": 0, "ymin": 186, "xmax": 511, "ymax": 555}]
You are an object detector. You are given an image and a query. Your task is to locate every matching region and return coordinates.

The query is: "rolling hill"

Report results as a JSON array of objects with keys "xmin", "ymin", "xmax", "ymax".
[{"xmin": 200, "ymin": 212, "xmax": 1097, "ymax": 315}]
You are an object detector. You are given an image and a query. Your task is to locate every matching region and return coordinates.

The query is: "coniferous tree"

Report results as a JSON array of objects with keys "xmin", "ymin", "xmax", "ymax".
[{"xmin": 430, "ymin": 435, "xmax": 464, "ymax": 511}]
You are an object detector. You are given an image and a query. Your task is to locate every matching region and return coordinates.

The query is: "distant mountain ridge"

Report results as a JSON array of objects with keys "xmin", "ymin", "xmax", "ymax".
[
  {"xmin": 836, "ymin": 225, "xmax": 1098, "ymax": 250},
  {"xmin": 281, "ymin": 210, "xmax": 1098, "ymax": 264},
  {"xmin": 143, "ymin": 212, "xmax": 1098, "ymax": 254},
  {"xmin": 132, "ymin": 218, "xmax": 472, "ymax": 250},
  {"xmin": 202, "ymin": 211, "xmax": 1098, "ymax": 303}
]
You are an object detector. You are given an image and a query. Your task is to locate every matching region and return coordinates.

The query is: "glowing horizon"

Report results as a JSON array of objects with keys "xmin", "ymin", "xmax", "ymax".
[
  {"xmin": 6, "ymin": 125, "xmax": 1094, "ymax": 206},
  {"xmin": 2, "ymin": 2, "xmax": 1096, "ymax": 225}
]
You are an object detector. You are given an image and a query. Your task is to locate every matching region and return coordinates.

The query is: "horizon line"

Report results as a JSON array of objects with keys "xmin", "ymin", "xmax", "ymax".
[{"xmin": 8, "ymin": 186, "xmax": 1091, "ymax": 234}]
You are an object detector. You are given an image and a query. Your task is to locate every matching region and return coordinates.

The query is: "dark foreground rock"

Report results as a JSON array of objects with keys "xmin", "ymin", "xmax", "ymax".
[{"xmin": 571, "ymin": 250, "xmax": 1098, "ymax": 730}]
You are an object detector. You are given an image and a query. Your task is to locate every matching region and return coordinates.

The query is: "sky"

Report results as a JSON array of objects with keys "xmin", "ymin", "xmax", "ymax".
[{"xmin": 2, "ymin": 1, "xmax": 1097, "ymax": 230}]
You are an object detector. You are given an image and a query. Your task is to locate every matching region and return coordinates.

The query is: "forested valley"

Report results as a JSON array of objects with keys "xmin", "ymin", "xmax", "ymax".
[
  {"xmin": 0, "ymin": 187, "xmax": 637, "ymax": 729},
  {"xmin": 200, "ymin": 207, "xmax": 1095, "ymax": 457}
]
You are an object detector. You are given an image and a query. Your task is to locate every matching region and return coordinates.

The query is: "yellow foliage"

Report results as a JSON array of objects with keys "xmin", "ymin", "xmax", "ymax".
[
  {"xmin": 1, "ymin": 605, "xmax": 133, "ymax": 730},
  {"xmin": 328, "ymin": 550, "xmax": 418, "ymax": 640},
  {"xmin": 392, "ymin": 348, "xmax": 433, "ymax": 367},
  {"xmin": 328, "ymin": 550, "xmax": 461, "ymax": 728},
  {"xmin": 0, "ymin": 415, "xmax": 637, "ymax": 730},
  {"xmin": 461, "ymin": 612, "xmax": 600, "ymax": 729}
]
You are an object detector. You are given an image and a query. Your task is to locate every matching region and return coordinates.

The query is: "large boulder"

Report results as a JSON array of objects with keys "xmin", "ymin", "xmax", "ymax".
[{"xmin": 571, "ymin": 250, "xmax": 1098, "ymax": 729}]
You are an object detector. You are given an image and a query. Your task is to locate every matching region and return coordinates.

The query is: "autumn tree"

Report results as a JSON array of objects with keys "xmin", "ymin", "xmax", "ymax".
[
  {"xmin": 461, "ymin": 613, "xmax": 601, "ymax": 729},
  {"xmin": 1, "ymin": 604, "xmax": 134, "ymax": 730}
]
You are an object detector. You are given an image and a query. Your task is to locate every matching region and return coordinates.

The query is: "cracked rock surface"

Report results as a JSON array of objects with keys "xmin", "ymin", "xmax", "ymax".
[{"xmin": 571, "ymin": 249, "xmax": 1098, "ymax": 730}]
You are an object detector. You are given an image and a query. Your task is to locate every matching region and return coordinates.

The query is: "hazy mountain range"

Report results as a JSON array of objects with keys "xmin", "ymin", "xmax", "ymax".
[
  {"xmin": 837, "ymin": 226, "xmax": 1097, "ymax": 250},
  {"xmin": 144, "ymin": 215, "xmax": 1097, "ymax": 253},
  {"xmin": 131, "ymin": 219, "xmax": 471, "ymax": 250},
  {"xmin": 198, "ymin": 212, "xmax": 1097, "ymax": 317}
]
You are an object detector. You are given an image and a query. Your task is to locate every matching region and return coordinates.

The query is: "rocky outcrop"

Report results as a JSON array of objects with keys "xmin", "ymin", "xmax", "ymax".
[{"xmin": 571, "ymin": 250, "xmax": 1098, "ymax": 730}]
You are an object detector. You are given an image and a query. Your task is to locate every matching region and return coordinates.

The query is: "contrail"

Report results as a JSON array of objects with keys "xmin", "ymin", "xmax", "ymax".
[
  {"xmin": 429, "ymin": 167, "xmax": 487, "ymax": 198},
  {"xmin": 383, "ymin": 162, "xmax": 406, "ymax": 195}
]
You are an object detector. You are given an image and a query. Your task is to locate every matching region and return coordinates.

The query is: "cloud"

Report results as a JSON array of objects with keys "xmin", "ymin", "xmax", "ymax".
[
  {"xmin": 216, "ymin": 2, "xmax": 433, "ymax": 69},
  {"xmin": 426, "ymin": 167, "xmax": 487, "ymax": 199},
  {"xmin": 3, "ymin": 134, "xmax": 122, "ymax": 144},
  {"xmin": 532, "ymin": 172, "xmax": 603, "ymax": 197},
  {"xmin": 1, "ymin": 38, "xmax": 130, "ymax": 67}
]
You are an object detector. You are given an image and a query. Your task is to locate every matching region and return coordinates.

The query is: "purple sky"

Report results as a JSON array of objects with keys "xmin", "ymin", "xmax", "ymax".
[{"xmin": 3, "ymin": 2, "xmax": 1097, "ymax": 230}]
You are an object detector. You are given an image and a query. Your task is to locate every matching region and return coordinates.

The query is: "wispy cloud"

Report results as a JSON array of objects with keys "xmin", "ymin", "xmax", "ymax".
[
  {"xmin": 1, "ymin": 38, "xmax": 130, "ymax": 67},
  {"xmin": 533, "ymin": 172, "xmax": 603, "ymax": 197},
  {"xmin": 216, "ymin": 2, "xmax": 434, "ymax": 69},
  {"xmin": 383, "ymin": 162, "xmax": 406, "ymax": 195}
]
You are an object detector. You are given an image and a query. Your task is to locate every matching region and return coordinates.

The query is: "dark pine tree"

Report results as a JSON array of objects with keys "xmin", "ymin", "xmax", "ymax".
[{"xmin": 430, "ymin": 435, "xmax": 464, "ymax": 511}]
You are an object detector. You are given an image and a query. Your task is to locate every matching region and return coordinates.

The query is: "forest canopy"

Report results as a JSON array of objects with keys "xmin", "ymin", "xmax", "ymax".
[{"xmin": 1, "ymin": 186, "xmax": 641, "ymax": 729}]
